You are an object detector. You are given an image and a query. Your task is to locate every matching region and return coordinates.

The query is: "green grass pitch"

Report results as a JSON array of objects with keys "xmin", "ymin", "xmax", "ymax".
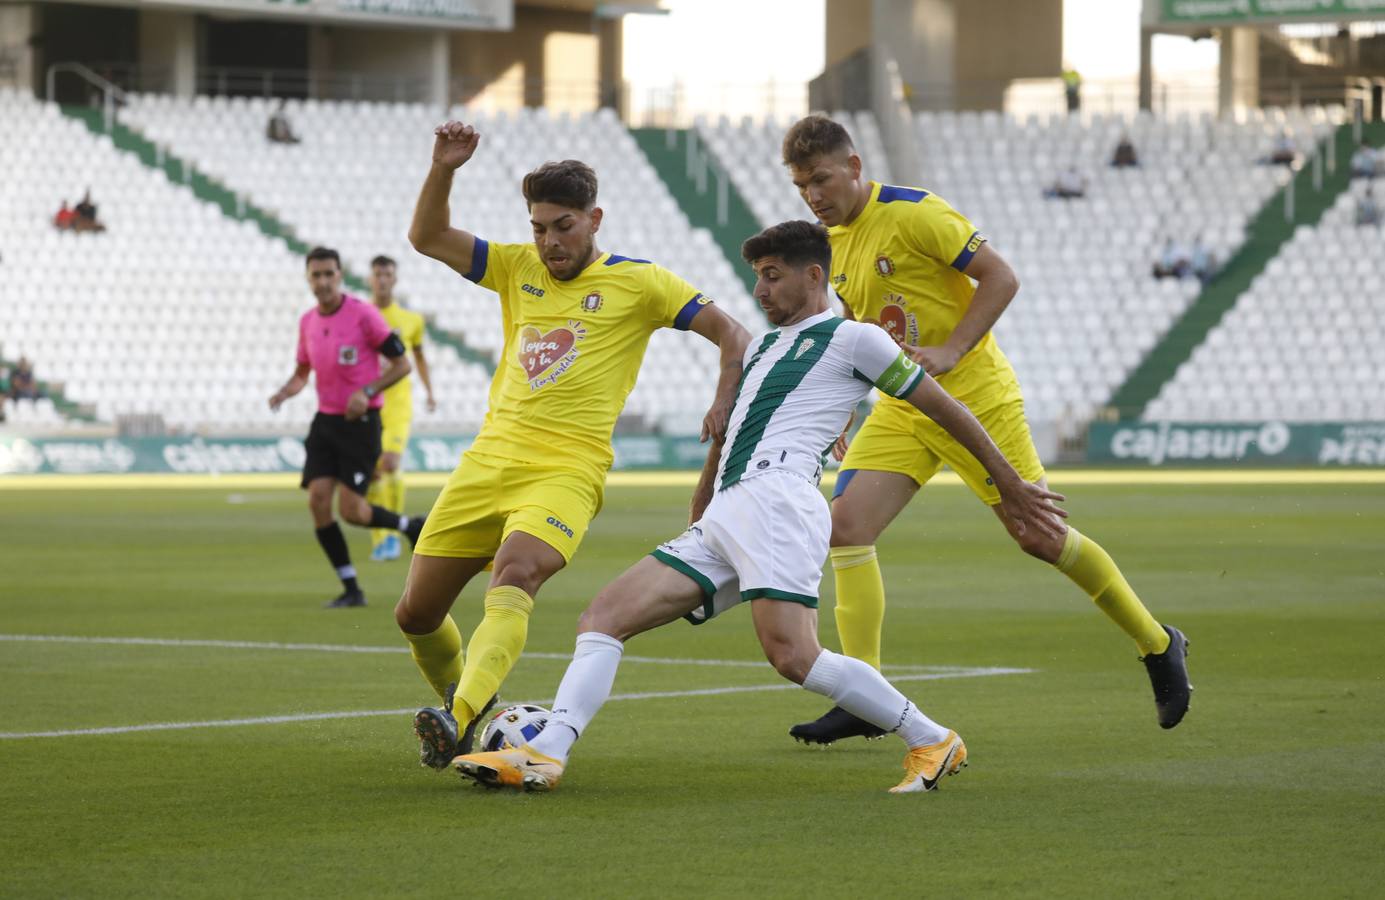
[{"xmin": 2, "ymin": 478, "xmax": 1382, "ymax": 898}]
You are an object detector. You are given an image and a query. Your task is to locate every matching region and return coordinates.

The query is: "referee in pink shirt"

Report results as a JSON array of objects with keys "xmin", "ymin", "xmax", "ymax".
[{"xmin": 270, "ymin": 247, "xmax": 428, "ymax": 608}]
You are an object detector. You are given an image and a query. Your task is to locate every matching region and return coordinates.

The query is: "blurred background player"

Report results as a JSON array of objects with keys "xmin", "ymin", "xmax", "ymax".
[
  {"xmin": 268, "ymin": 246, "xmax": 427, "ymax": 608},
  {"xmin": 364, "ymin": 254, "xmax": 437, "ymax": 563},
  {"xmin": 778, "ymin": 116, "xmax": 1191, "ymax": 743},
  {"xmin": 450, "ymin": 220, "xmax": 1068, "ymax": 795},
  {"xmin": 400, "ymin": 121, "xmax": 750, "ymax": 769}
]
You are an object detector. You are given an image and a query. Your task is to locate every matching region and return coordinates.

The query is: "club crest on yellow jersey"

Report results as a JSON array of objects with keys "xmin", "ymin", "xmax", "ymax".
[
  {"xmin": 519, "ymin": 319, "xmax": 587, "ymax": 391},
  {"xmin": 581, "ymin": 291, "xmax": 603, "ymax": 312},
  {"xmin": 875, "ymin": 254, "xmax": 895, "ymax": 277}
]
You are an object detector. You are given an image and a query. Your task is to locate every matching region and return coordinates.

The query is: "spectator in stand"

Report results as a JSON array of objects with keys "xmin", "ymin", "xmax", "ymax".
[
  {"xmin": 73, "ymin": 189, "xmax": 105, "ymax": 232},
  {"xmin": 1350, "ymin": 140, "xmax": 1378, "ymax": 179},
  {"xmin": 1356, "ymin": 184, "xmax": 1380, "ymax": 227},
  {"xmin": 1111, "ymin": 133, "xmax": 1139, "ymax": 168},
  {"xmin": 1268, "ymin": 130, "xmax": 1296, "ymax": 167},
  {"xmin": 267, "ymin": 99, "xmax": 301, "ymax": 145},
  {"xmin": 9, "ymin": 356, "xmax": 40, "ymax": 401},
  {"xmin": 53, "ymin": 200, "xmax": 76, "ymax": 231},
  {"xmin": 1045, "ymin": 166, "xmax": 1087, "ymax": 199},
  {"xmin": 1189, "ymin": 235, "xmax": 1218, "ymax": 283},
  {"xmin": 1153, "ymin": 237, "xmax": 1190, "ymax": 279},
  {"xmin": 1062, "ymin": 65, "xmax": 1082, "ymax": 113}
]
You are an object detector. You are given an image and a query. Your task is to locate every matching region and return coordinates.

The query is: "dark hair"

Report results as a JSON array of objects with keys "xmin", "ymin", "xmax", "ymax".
[
  {"xmin": 741, "ymin": 220, "xmax": 832, "ymax": 273},
  {"xmin": 522, "ymin": 160, "xmax": 598, "ymax": 210},
  {"xmin": 370, "ymin": 254, "xmax": 397, "ymax": 269},
  {"xmin": 305, "ymin": 246, "xmax": 341, "ymax": 269},
  {"xmin": 782, "ymin": 114, "xmax": 855, "ymax": 168}
]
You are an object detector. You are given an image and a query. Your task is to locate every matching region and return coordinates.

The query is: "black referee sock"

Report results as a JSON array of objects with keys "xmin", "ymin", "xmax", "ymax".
[
  {"xmin": 315, "ymin": 522, "xmax": 359, "ymax": 592},
  {"xmin": 368, "ymin": 505, "xmax": 407, "ymax": 531}
]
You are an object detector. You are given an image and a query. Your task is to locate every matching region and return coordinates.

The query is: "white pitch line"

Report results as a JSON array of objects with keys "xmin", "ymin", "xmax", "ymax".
[
  {"xmin": 0, "ymin": 667, "xmax": 1034, "ymax": 741},
  {"xmin": 0, "ymin": 633, "xmax": 957, "ymax": 673}
]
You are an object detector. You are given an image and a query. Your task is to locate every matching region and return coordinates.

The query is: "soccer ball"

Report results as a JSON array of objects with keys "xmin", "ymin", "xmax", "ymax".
[{"xmin": 478, "ymin": 704, "xmax": 550, "ymax": 752}]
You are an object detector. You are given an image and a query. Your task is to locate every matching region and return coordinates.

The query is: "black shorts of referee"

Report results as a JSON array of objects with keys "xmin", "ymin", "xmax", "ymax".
[{"xmin": 301, "ymin": 410, "xmax": 382, "ymax": 495}]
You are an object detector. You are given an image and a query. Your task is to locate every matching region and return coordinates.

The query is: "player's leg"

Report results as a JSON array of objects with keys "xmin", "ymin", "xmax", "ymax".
[
  {"xmin": 987, "ymin": 485, "xmax": 1190, "ymax": 728},
  {"xmin": 792, "ymin": 401, "xmax": 939, "ymax": 744},
  {"xmin": 751, "ymin": 599, "xmax": 966, "ymax": 793},
  {"xmin": 367, "ymin": 451, "xmax": 402, "ymax": 560},
  {"xmin": 448, "ymin": 474, "xmax": 599, "ymax": 736},
  {"xmin": 335, "ymin": 414, "xmax": 425, "ymax": 545},
  {"xmin": 396, "ymin": 551, "xmax": 492, "ymax": 768},
  {"xmin": 453, "ymin": 551, "xmax": 710, "ymax": 791},
  {"xmin": 305, "ymin": 474, "xmax": 365, "ymax": 608},
  {"xmin": 396, "ymin": 454, "xmax": 510, "ymax": 768},
  {"xmin": 938, "ymin": 396, "xmax": 1191, "ymax": 728}
]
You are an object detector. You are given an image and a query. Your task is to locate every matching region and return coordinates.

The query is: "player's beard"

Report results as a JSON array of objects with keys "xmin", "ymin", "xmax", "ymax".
[{"xmin": 549, "ymin": 235, "xmax": 594, "ymax": 282}]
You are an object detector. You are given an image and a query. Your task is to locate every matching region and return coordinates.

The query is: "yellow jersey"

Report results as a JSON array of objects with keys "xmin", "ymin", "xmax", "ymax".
[
  {"xmin": 464, "ymin": 240, "xmax": 710, "ymax": 481},
  {"xmin": 376, "ymin": 300, "xmax": 426, "ymax": 417},
  {"xmin": 827, "ymin": 181, "xmax": 1019, "ymax": 406}
]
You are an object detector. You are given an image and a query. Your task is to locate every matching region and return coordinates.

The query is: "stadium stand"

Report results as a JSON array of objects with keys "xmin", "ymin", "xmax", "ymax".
[
  {"xmin": 1146, "ymin": 175, "xmax": 1385, "ymax": 422},
  {"xmin": 697, "ymin": 106, "xmax": 1344, "ymax": 426},
  {"xmin": 118, "ymin": 95, "xmax": 766, "ymax": 435},
  {"xmin": 0, "ymin": 87, "xmax": 492, "ymax": 434}
]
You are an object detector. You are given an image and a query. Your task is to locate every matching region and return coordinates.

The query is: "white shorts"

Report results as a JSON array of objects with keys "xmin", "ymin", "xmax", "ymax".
[{"xmin": 650, "ymin": 469, "xmax": 831, "ymax": 625}]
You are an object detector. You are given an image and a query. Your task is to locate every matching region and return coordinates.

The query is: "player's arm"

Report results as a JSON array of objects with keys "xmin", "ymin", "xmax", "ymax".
[
  {"xmin": 269, "ymin": 362, "xmax": 311, "ymax": 411},
  {"xmin": 900, "ymin": 201, "xmax": 1020, "ymax": 376},
  {"xmin": 411, "ymin": 344, "xmax": 437, "ymax": 412},
  {"xmin": 345, "ymin": 334, "xmax": 411, "ymax": 421},
  {"xmin": 902, "ymin": 373, "xmax": 1067, "ymax": 539},
  {"xmin": 408, "ymin": 121, "xmax": 483, "ymax": 277},
  {"xmin": 685, "ymin": 304, "xmax": 751, "ymax": 443},
  {"xmin": 929, "ymin": 244, "xmax": 1020, "ymax": 372},
  {"xmin": 688, "ymin": 437, "xmax": 724, "ymax": 524}
]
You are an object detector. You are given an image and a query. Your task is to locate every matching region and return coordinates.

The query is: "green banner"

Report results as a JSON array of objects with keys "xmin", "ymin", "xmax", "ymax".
[
  {"xmin": 1087, "ymin": 421, "xmax": 1385, "ymax": 466},
  {"xmin": 1161, "ymin": 0, "xmax": 1385, "ymax": 25},
  {"xmin": 0, "ymin": 434, "xmax": 716, "ymax": 476}
]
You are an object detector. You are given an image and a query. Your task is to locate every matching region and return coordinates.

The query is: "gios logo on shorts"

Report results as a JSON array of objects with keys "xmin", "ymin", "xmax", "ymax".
[{"xmin": 546, "ymin": 515, "xmax": 575, "ymax": 539}]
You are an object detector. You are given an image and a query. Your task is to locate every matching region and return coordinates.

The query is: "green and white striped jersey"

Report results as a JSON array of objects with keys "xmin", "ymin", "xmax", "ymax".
[{"xmin": 717, "ymin": 309, "xmax": 926, "ymax": 490}]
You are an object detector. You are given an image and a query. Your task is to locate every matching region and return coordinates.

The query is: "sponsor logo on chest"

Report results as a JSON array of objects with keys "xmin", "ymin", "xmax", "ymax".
[{"xmin": 518, "ymin": 319, "xmax": 587, "ymax": 391}]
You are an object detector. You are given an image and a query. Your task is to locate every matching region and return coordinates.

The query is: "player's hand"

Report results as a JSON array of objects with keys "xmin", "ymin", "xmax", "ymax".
[
  {"xmin": 998, "ymin": 480, "xmax": 1068, "ymax": 542},
  {"xmin": 700, "ymin": 394, "xmax": 733, "ymax": 443},
  {"xmin": 831, "ymin": 410, "xmax": 855, "ymax": 462},
  {"xmin": 426, "ymin": 393, "xmax": 437, "ymax": 413},
  {"xmin": 345, "ymin": 390, "xmax": 370, "ymax": 421},
  {"xmin": 433, "ymin": 121, "xmax": 480, "ymax": 170},
  {"xmin": 268, "ymin": 391, "xmax": 285, "ymax": 412},
  {"xmin": 906, "ymin": 344, "xmax": 962, "ymax": 377}
]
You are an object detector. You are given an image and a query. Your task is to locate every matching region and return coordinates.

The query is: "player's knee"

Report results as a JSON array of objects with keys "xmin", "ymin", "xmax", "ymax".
[
  {"xmin": 762, "ymin": 639, "xmax": 814, "ymax": 684},
  {"xmin": 491, "ymin": 557, "xmax": 548, "ymax": 596},
  {"xmin": 829, "ymin": 510, "xmax": 877, "ymax": 548},
  {"xmin": 1014, "ymin": 528, "xmax": 1061, "ymax": 564},
  {"xmin": 394, "ymin": 593, "xmax": 441, "ymax": 634},
  {"xmin": 340, "ymin": 497, "xmax": 371, "ymax": 526}
]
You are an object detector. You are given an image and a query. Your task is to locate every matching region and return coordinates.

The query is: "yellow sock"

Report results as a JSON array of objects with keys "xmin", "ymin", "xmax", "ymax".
[
  {"xmin": 402, "ymin": 615, "xmax": 464, "ymax": 702},
  {"xmin": 455, "ymin": 586, "xmax": 534, "ymax": 722},
  {"xmin": 390, "ymin": 470, "xmax": 407, "ymax": 518},
  {"xmin": 1055, "ymin": 528, "xmax": 1170, "ymax": 656},
  {"xmin": 366, "ymin": 476, "xmax": 390, "ymax": 547},
  {"xmin": 829, "ymin": 545, "xmax": 886, "ymax": 670}
]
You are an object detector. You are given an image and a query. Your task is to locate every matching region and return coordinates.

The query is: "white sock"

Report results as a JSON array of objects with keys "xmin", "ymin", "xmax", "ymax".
[
  {"xmin": 802, "ymin": 649, "xmax": 949, "ymax": 748},
  {"xmin": 528, "ymin": 632, "xmax": 624, "ymax": 763}
]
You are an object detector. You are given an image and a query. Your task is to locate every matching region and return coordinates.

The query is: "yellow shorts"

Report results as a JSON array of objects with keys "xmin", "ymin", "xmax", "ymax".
[
  {"xmin": 414, "ymin": 451, "xmax": 602, "ymax": 563},
  {"xmin": 379, "ymin": 407, "xmax": 411, "ymax": 457},
  {"xmin": 837, "ymin": 394, "xmax": 1046, "ymax": 506}
]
